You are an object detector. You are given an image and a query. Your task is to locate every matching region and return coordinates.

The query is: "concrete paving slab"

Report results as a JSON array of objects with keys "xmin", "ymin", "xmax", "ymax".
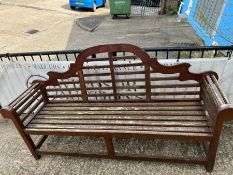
[
  {"xmin": 1, "ymin": 121, "xmax": 233, "ymax": 174},
  {"xmin": 0, "ymin": 14, "xmax": 203, "ymax": 53},
  {"xmin": 0, "ymin": 0, "xmax": 110, "ymax": 53},
  {"xmin": 0, "ymin": 4, "xmax": 72, "ymax": 51},
  {"xmin": 77, "ymin": 15, "xmax": 106, "ymax": 32},
  {"xmin": 0, "ymin": 0, "xmax": 202, "ymax": 54}
]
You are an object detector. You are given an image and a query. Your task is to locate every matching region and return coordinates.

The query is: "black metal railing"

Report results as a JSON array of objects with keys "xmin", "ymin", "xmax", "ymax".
[{"xmin": 0, "ymin": 46, "xmax": 232, "ymax": 62}]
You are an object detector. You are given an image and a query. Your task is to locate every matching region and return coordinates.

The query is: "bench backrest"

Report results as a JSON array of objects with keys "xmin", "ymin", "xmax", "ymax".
[{"xmin": 41, "ymin": 44, "xmax": 216, "ymax": 102}]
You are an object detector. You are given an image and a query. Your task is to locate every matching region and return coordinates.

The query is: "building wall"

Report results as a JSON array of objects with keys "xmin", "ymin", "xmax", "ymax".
[
  {"xmin": 180, "ymin": 0, "xmax": 233, "ymax": 46},
  {"xmin": 213, "ymin": 1, "xmax": 233, "ymax": 46},
  {"xmin": 188, "ymin": 0, "xmax": 212, "ymax": 45}
]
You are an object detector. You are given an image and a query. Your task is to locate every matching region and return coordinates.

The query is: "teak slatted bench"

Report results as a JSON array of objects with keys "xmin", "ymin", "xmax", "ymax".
[{"xmin": 1, "ymin": 44, "xmax": 233, "ymax": 172}]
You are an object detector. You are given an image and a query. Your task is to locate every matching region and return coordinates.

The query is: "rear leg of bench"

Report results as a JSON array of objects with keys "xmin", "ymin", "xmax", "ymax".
[{"xmin": 104, "ymin": 136, "xmax": 115, "ymax": 156}]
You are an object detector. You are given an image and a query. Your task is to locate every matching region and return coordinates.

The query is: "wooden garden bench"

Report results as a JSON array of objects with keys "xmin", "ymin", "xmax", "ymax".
[{"xmin": 1, "ymin": 44, "xmax": 233, "ymax": 172}]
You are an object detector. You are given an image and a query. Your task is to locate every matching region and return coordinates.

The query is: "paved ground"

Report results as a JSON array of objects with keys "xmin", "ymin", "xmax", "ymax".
[
  {"xmin": 0, "ymin": 0, "xmax": 202, "ymax": 54},
  {"xmin": 1, "ymin": 121, "xmax": 233, "ymax": 175}
]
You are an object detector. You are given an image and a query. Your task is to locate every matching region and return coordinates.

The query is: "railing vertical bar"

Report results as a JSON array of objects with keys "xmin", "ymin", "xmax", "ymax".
[
  {"xmin": 178, "ymin": 51, "xmax": 180, "ymax": 59},
  {"xmin": 189, "ymin": 51, "xmax": 192, "ymax": 58},
  {"xmin": 48, "ymin": 55, "xmax": 51, "ymax": 61},
  {"xmin": 39, "ymin": 54, "xmax": 42, "ymax": 61},
  {"xmin": 56, "ymin": 54, "xmax": 59, "ymax": 61},
  {"xmin": 201, "ymin": 50, "xmax": 204, "ymax": 58},
  {"xmin": 65, "ymin": 54, "xmax": 68, "ymax": 61},
  {"xmin": 31, "ymin": 56, "xmax": 34, "ymax": 61},
  {"xmin": 23, "ymin": 56, "xmax": 26, "ymax": 61},
  {"xmin": 214, "ymin": 49, "xmax": 217, "ymax": 57},
  {"xmin": 227, "ymin": 50, "xmax": 232, "ymax": 59},
  {"xmin": 166, "ymin": 51, "xmax": 168, "ymax": 59}
]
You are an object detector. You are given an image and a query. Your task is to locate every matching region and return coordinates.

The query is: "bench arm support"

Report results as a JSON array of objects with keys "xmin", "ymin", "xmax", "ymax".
[
  {"xmin": 0, "ymin": 83, "xmax": 47, "ymax": 126},
  {"xmin": 200, "ymin": 73, "xmax": 233, "ymax": 128}
]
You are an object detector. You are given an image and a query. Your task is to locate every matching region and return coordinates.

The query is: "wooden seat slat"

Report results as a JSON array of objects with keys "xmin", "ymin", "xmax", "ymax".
[
  {"xmin": 46, "ymin": 91, "xmax": 200, "ymax": 98},
  {"xmin": 36, "ymin": 114, "xmax": 207, "ymax": 121},
  {"xmin": 46, "ymin": 101, "xmax": 202, "ymax": 107},
  {"xmin": 48, "ymin": 99, "xmax": 201, "ymax": 103},
  {"xmin": 27, "ymin": 123, "xmax": 211, "ymax": 134},
  {"xmin": 38, "ymin": 110, "xmax": 205, "ymax": 116},
  {"xmin": 41, "ymin": 106, "xmax": 204, "ymax": 111},
  {"xmin": 30, "ymin": 118, "xmax": 209, "ymax": 127}
]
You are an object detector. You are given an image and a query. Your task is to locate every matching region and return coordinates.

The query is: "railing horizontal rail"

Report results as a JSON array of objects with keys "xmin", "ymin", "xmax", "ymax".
[
  {"xmin": 0, "ymin": 50, "xmax": 82, "ymax": 58},
  {"xmin": 0, "ymin": 46, "xmax": 232, "ymax": 61},
  {"xmin": 143, "ymin": 46, "xmax": 233, "ymax": 51}
]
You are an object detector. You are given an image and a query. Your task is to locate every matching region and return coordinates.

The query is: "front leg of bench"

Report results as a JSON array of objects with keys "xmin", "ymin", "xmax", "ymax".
[
  {"xmin": 206, "ymin": 106, "xmax": 233, "ymax": 172},
  {"xmin": 201, "ymin": 74, "xmax": 233, "ymax": 172},
  {"xmin": 0, "ymin": 83, "xmax": 47, "ymax": 160},
  {"xmin": 0, "ymin": 107, "xmax": 41, "ymax": 160}
]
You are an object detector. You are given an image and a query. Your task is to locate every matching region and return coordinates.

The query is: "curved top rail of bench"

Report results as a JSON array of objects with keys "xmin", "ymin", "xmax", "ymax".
[
  {"xmin": 74, "ymin": 44, "xmax": 152, "ymax": 70},
  {"xmin": 39, "ymin": 44, "xmax": 218, "ymax": 86}
]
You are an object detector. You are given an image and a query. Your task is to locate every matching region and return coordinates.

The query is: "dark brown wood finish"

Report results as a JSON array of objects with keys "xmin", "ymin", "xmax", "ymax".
[
  {"xmin": 108, "ymin": 52, "xmax": 118, "ymax": 100},
  {"xmin": 1, "ymin": 44, "xmax": 232, "ymax": 172}
]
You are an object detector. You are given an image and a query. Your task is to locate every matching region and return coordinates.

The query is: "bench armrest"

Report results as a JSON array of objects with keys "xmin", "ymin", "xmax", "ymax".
[
  {"xmin": 0, "ymin": 83, "xmax": 47, "ymax": 126},
  {"xmin": 200, "ymin": 74, "xmax": 233, "ymax": 128}
]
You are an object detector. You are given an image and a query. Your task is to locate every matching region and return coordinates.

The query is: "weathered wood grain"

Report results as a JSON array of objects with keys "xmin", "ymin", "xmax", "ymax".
[{"xmin": 2, "ymin": 44, "xmax": 232, "ymax": 172}]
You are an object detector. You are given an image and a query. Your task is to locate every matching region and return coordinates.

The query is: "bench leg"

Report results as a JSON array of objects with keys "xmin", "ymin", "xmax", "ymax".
[
  {"xmin": 206, "ymin": 139, "xmax": 218, "ymax": 172},
  {"xmin": 22, "ymin": 134, "xmax": 41, "ymax": 160},
  {"xmin": 1, "ymin": 109, "xmax": 41, "ymax": 160},
  {"xmin": 10, "ymin": 117, "xmax": 41, "ymax": 160},
  {"xmin": 206, "ymin": 121, "xmax": 223, "ymax": 172},
  {"xmin": 104, "ymin": 136, "xmax": 115, "ymax": 156}
]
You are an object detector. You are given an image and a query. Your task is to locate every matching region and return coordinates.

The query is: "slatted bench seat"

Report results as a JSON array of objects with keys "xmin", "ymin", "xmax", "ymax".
[
  {"xmin": 26, "ymin": 102, "xmax": 212, "ymax": 140},
  {"xmin": 1, "ymin": 44, "xmax": 233, "ymax": 172}
]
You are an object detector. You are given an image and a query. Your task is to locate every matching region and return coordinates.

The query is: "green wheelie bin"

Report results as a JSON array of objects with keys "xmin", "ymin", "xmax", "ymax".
[{"xmin": 109, "ymin": 0, "xmax": 131, "ymax": 19}]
